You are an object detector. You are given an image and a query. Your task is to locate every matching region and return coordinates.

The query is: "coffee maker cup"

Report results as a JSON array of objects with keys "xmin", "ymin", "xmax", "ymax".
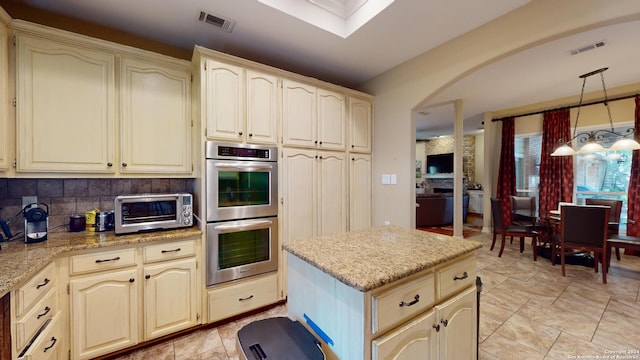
[{"xmin": 24, "ymin": 203, "xmax": 48, "ymax": 243}]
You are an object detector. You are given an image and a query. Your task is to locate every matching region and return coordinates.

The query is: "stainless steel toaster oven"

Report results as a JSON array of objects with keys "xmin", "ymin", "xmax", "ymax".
[{"xmin": 114, "ymin": 193, "xmax": 193, "ymax": 235}]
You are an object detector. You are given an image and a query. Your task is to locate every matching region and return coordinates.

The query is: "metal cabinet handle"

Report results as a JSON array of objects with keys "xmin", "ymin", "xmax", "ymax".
[
  {"xmin": 37, "ymin": 306, "xmax": 51, "ymax": 319},
  {"xmin": 107, "ymin": 162, "xmax": 113, "ymax": 167},
  {"xmin": 129, "ymin": 278, "xmax": 135, "ymax": 283},
  {"xmin": 441, "ymin": 319, "xmax": 449, "ymax": 327},
  {"xmin": 453, "ymin": 272, "xmax": 469, "ymax": 281},
  {"xmin": 238, "ymin": 295, "xmax": 254, "ymax": 302},
  {"xmin": 239, "ymin": 131, "xmax": 243, "ymax": 136},
  {"xmin": 145, "ymin": 274, "xmax": 151, "ymax": 279},
  {"xmin": 43, "ymin": 337, "xmax": 57, "ymax": 352},
  {"xmin": 433, "ymin": 323, "xmax": 440, "ymax": 332},
  {"xmin": 249, "ymin": 133, "xmax": 253, "ymax": 137},
  {"xmin": 122, "ymin": 162, "xmax": 128, "ymax": 167},
  {"xmin": 95, "ymin": 256, "xmax": 120, "ymax": 263},
  {"xmin": 399, "ymin": 294, "xmax": 420, "ymax": 307},
  {"xmin": 36, "ymin": 278, "xmax": 50, "ymax": 289},
  {"xmin": 161, "ymin": 248, "xmax": 181, "ymax": 253}
]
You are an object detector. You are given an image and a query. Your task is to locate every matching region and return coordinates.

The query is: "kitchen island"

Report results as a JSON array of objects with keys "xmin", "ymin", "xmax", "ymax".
[{"xmin": 283, "ymin": 225, "xmax": 482, "ymax": 360}]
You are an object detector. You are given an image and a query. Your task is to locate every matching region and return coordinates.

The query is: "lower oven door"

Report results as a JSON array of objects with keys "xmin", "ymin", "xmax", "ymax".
[{"xmin": 206, "ymin": 217, "xmax": 278, "ymax": 286}]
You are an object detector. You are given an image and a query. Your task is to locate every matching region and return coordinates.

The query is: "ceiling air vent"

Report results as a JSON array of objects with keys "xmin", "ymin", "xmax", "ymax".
[
  {"xmin": 569, "ymin": 40, "xmax": 607, "ymax": 55},
  {"xmin": 198, "ymin": 11, "xmax": 236, "ymax": 32}
]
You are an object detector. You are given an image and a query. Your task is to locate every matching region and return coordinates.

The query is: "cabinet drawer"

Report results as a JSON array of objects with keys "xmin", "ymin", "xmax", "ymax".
[
  {"xmin": 143, "ymin": 239, "xmax": 196, "ymax": 263},
  {"xmin": 372, "ymin": 272, "xmax": 435, "ymax": 335},
  {"xmin": 70, "ymin": 248, "xmax": 136, "ymax": 275},
  {"xmin": 15, "ymin": 289, "xmax": 57, "ymax": 351},
  {"xmin": 18, "ymin": 311, "xmax": 62, "ymax": 360},
  {"xmin": 15, "ymin": 262, "xmax": 56, "ymax": 317},
  {"xmin": 208, "ymin": 273, "xmax": 278, "ymax": 323},
  {"xmin": 437, "ymin": 256, "xmax": 476, "ymax": 300}
]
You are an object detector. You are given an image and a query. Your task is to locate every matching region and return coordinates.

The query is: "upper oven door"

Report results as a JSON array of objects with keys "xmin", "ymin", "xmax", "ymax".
[{"xmin": 206, "ymin": 159, "xmax": 278, "ymax": 222}]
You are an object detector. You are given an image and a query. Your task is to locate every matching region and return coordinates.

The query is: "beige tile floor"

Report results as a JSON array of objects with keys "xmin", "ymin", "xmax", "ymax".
[{"xmin": 108, "ymin": 232, "xmax": 640, "ymax": 360}]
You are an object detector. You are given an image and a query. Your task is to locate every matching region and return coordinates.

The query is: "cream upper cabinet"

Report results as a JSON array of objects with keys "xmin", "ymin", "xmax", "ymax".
[
  {"xmin": 317, "ymin": 151, "xmax": 347, "ymax": 236},
  {"xmin": 143, "ymin": 257, "xmax": 197, "ymax": 339},
  {"xmin": 282, "ymin": 79, "xmax": 316, "ymax": 148},
  {"xmin": 281, "ymin": 148, "xmax": 318, "ymax": 244},
  {"xmin": 246, "ymin": 69, "xmax": 278, "ymax": 144},
  {"xmin": 349, "ymin": 97, "xmax": 372, "ymax": 153},
  {"xmin": 0, "ymin": 13, "xmax": 10, "ymax": 171},
  {"xmin": 119, "ymin": 56, "xmax": 192, "ymax": 174},
  {"xmin": 204, "ymin": 59, "xmax": 244, "ymax": 141},
  {"xmin": 282, "ymin": 80, "xmax": 346, "ymax": 150},
  {"xmin": 317, "ymin": 89, "xmax": 346, "ymax": 150},
  {"xmin": 70, "ymin": 268, "xmax": 138, "ymax": 360},
  {"xmin": 349, "ymin": 154, "xmax": 372, "ymax": 231},
  {"xmin": 15, "ymin": 33, "xmax": 116, "ymax": 173}
]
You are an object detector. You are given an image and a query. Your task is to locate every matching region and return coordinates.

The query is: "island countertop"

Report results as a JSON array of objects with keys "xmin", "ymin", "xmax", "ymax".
[
  {"xmin": 0, "ymin": 227, "xmax": 202, "ymax": 298},
  {"xmin": 283, "ymin": 225, "xmax": 482, "ymax": 292}
]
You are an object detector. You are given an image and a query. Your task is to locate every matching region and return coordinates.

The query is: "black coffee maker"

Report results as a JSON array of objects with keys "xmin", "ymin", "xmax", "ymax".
[{"xmin": 24, "ymin": 203, "xmax": 49, "ymax": 243}]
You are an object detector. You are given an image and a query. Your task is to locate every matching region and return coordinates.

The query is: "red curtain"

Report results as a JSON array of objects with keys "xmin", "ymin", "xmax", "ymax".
[
  {"xmin": 627, "ymin": 96, "xmax": 640, "ymax": 238},
  {"xmin": 539, "ymin": 109, "xmax": 574, "ymax": 217},
  {"xmin": 496, "ymin": 117, "xmax": 515, "ymax": 225}
]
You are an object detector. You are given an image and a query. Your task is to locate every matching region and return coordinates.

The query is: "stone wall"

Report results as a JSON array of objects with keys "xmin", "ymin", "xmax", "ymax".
[{"xmin": 419, "ymin": 135, "xmax": 477, "ymax": 190}]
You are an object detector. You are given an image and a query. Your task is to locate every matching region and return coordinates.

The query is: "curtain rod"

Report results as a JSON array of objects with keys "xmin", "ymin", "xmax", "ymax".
[{"xmin": 491, "ymin": 93, "xmax": 639, "ymax": 122}]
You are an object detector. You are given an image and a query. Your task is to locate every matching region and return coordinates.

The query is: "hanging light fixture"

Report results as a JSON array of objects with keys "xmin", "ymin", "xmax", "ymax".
[{"xmin": 551, "ymin": 67, "xmax": 640, "ymax": 156}]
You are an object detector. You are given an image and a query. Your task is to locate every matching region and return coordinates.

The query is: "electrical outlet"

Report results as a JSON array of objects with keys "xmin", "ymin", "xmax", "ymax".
[{"xmin": 22, "ymin": 196, "xmax": 37, "ymax": 210}]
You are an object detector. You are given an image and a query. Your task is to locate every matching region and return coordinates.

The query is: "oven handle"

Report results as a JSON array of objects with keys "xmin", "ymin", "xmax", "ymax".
[
  {"xmin": 213, "ymin": 162, "xmax": 274, "ymax": 170},
  {"xmin": 213, "ymin": 219, "xmax": 274, "ymax": 232}
]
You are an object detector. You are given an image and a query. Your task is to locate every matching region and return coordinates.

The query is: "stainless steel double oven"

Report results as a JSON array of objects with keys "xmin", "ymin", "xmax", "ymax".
[{"xmin": 205, "ymin": 141, "xmax": 278, "ymax": 286}]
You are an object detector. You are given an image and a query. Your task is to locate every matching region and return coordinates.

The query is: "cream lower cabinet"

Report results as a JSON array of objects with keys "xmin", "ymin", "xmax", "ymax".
[
  {"xmin": 11, "ymin": 262, "xmax": 64, "ymax": 360},
  {"xmin": 69, "ymin": 239, "xmax": 199, "ymax": 360},
  {"xmin": 143, "ymin": 258, "xmax": 197, "ymax": 339},
  {"xmin": 287, "ymin": 253, "xmax": 477, "ymax": 360},
  {"xmin": 70, "ymin": 268, "xmax": 138, "ymax": 360}
]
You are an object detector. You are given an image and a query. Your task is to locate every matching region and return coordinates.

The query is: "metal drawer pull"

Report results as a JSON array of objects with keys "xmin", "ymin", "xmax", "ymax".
[
  {"xmin": 43, "ymin": 337, "xmax": 57, "ymax": 352},
  {"xmin": 95, "ymin": 256, "xmax": 121, "ymax": 263},
  {"xmin": 36, "ymin": 278, "xmax": 50, "ymax": 289},
  {"xmin": 238, "ymin": 295, "xmax": 254, "ymax": 302},
  {"xmin": 37, "ymin": 306, "xmax": 51, "ymax": 319},
  {"xmin": 399, "ymin": 294, "xmax": 420, "ymax": 307},
  {"xmin": 441, "ymin": 319, "xmax": 449, "ymax": 327},
  {"xmin": 454, "ymin": 272, "xmax": 469, "ymax": 281},
  {"xmin": 433, "ymin": 323, "xmax": 440, "ymax": 332},
  {"xmin": 161, "ymin": 248, "xmax": 181, "ymax": 253}
]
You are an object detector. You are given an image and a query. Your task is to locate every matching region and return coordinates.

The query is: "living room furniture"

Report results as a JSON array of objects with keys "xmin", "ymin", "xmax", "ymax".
[
  {"xmin": 416, "ymin": 193, "xmax": 469, "ymax": 227},
  {"xmin": 490, "ymin": 198, "xmax": 539, "ymax": 260},
  {"xmin": 511, "ymin": 196, "xmax": 536, "ymax": 227}
]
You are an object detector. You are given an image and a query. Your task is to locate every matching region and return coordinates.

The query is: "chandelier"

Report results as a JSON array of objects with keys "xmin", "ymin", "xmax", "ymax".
[{"xmin": 550, "ymin": 67, "xmax": 640, "ymax": 156}]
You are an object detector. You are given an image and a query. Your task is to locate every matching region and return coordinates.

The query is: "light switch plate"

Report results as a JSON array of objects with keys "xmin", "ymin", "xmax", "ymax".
[
  {"xmin": 390, "ymin": 174, "xmax": 397, "ymax": 184},
  {"xmin": 382, "ymin": 174, "xmax": 390, "ymax": 184}
]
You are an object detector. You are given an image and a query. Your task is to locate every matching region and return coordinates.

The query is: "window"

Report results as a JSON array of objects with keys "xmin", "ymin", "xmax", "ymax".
[{"xmin": 515, "ymin": 134, "xmax": 542, "ymax": 197}]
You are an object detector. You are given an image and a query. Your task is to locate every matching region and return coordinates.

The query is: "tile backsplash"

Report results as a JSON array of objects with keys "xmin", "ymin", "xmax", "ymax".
[{"xmin": 0, "ymin": 178, "xmax": 194, "ymax": 236}]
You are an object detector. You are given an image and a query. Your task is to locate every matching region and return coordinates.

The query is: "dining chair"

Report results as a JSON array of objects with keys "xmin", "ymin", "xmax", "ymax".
[
  {"xmin": 552, "ymin": 205, "xmax": 610, "ymax": 283},
  {"xmin": 585, "ymin": 198, "xmax": 623, "ymax": 259},
  {"xmin": 510, "ymin": 195, "xmax": 536, "ymax": 227},
  {"xmin": 490, "ymin": 198, "xmax": 539, "ymax": 260}
]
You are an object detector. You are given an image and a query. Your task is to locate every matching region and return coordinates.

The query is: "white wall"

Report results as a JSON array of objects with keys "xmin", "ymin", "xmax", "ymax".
[{"xmin": 361, "ymin": 0, "xmax": 640, "ymax": 229}]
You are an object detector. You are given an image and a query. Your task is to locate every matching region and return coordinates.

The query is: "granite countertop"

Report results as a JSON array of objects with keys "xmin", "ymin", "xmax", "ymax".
[
  {"xmin": 283, "ymin": 225, "xmax": 482, "ymax": 292},
  {"xmin": 0, "ymin": 227, "xmax": 202, "ymax": 298}
]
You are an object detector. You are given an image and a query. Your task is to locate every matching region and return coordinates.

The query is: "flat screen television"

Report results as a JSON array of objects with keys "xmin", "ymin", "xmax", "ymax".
[{"xmin": 426, "ymin": 153, "xmax": 453, "ymax": 174}]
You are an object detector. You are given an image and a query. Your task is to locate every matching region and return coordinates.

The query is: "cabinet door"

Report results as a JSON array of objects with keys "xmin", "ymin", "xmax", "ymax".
[
  {"xmin": 372, "ymin": 310, "xmax": 437, "ymax": 360},
  {"xmin": 120, "ymin": 56, "xmax": 192, "ymax": 174},
  {"xmin": 205, "ymin": 59, "xmax": 244, "ymax": 141},
  {"xmin": 318, "ymin": 151, "xmax": 347, "ymax": 236},
  {"xmin": 15, "ymin": 34, "xmax": 116, "ymax": 173},
  {"xmin": 282, "ymin": 79, "xmax": 316, "ymax": 148},
  {"xmin": 70, "ymin": 268, "xmax": 138, "ymax": 360},
  {"xmin": 436, "ymin": 286, "xmax": 477, "ymax": 360},
  {"xmin": 281, "ymin": 148, "xmax": 318, "ymax": 243},
  {"xmin": 246, "ymin": 69, "xmax": 278, "ymax": 144},
  {"xmin": 349, "ymin": 154, "xmax": 372, "ymax": 231},
  {"xmin": 317, "ymin": 89, "xmax": 345, "ymax": 150},
  {"xmin": 143, "ymin": 258, "xmax": 197, "ymax": 340},
  {"xmin": 349, "ymin": 97, "xmax": 372, "ymax": 153},
  {"xmin": 0, "ymin": 18, "xmax": 9, "ymax": 171}
]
